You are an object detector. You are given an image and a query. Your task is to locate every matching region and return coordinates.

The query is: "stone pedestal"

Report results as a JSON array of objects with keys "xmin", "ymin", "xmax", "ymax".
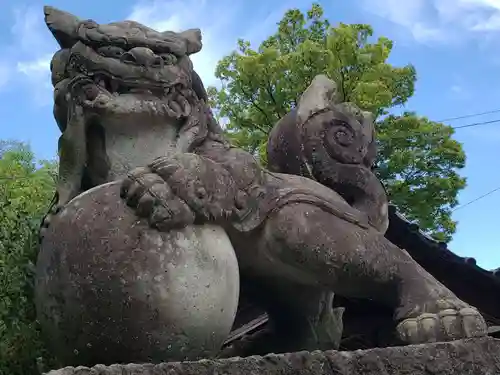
[{"xmin": 45, "ymin": 337, "xmax": 500, "ymax": 375}]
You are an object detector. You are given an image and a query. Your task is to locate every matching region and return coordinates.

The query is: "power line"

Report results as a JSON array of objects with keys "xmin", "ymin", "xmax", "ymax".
[
  {"xmin": 375, "ymin": 117, "xmax": 500, "ymax": 141},
  {"xmin": 375, "ymin": 117, "xmax": 500, "ymax": 140},
  {"xmin": 452, "ymin": 186, "xmax": 500, "ymax": 212},
  {"xmin": 451, "ymin": 118, "xmax": 500, "ymax": 129},
  {"xmin": 0, "ymin": 115, "xmax": 500, "ymax": 182},
  {"xmin": 438, "ymin": 109, "xmax": 500, "ymax": 123}
]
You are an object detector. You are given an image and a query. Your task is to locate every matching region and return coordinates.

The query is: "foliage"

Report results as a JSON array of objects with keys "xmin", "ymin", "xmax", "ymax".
[
  {"xmin": 0, "ymin": 141, "xmax": 56, "ymax": 375},
  {"xmin": 376, "ymin": 114, "xmax": 466, "ymax": 242},
  {"xmin": 207, "ymin": 3, "xmax": 466, "ymax": 241}
]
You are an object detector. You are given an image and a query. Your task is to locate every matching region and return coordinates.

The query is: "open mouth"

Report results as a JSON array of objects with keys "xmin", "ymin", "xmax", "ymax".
[
  {"xmin": 75, "ymin": 71, "xmax": 183, "ymax": 100},
  {"xmin": 65, "ymin": 41, "xmax": 191, "ymax": 98},
  {"xmin": 61, "ymin": 39, "xmax": 198, "ymax": 119},
  {"xmin": 66, "ymin": 72, "xmax": 193, "ymax": 120}
]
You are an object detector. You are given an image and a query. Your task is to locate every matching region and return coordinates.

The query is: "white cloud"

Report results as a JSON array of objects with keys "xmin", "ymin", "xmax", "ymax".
[
  {"xmin": 17, "ymin": 56, "xmax": 51, "ymax": 76},
  {"xmin": 17, "ymin": 55, "xmax": 53, "ymax": 106},
  {"xmin": 127, "ymin": 0, "xmax": 311, "ymax": 86},
  {"xmin": 361, "ymin": 0, "xmax": 447, "ymax": 43},
  {"xmin": 6, "ymin": 5, "xmax": 58, "ymax": 105},
  {"xmin": 11, "ymin": 6, "xmax": 53, "ymax": 56},
  {"xmin": 6, "ymin": 0, "xmax": 293, "ymax": 104},
  {"xmin": 127, "ymin": 0, "xmax": 243, "ymax": 87},
  {"xmin": 361, "ymin": 0, "xmax": 500, "ymax": 44}
]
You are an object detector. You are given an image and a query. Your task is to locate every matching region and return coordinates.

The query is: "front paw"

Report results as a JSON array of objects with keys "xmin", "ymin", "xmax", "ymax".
[
  {"xmin": 120, "ymin": 167, "xmax": 195, "ymax": 231},
  {"xmin": 396, "ymin": 299, "xmax": 487, "ymax": 344},
  {"xmin": 148, "ymin": 153, "xmax": 237, "ymax": 222}
]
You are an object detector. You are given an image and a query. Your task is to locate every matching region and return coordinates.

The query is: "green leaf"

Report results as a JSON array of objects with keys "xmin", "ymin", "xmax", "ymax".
[
  {"xmin": 0, "ymin": 142, "xmax": 57, "ymax": 374},
  {"xmin": 208, "ymin": 3, "xmax": 465, "ymax": 242}
]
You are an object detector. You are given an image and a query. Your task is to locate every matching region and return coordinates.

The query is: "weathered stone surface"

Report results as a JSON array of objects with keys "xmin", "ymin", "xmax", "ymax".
[
  {"xmin": 39, "ymin": 5, "xmax": 490, "ymax": 364},
  {"xmin": 36, "ymin": 182, "xmax": 239, "ymax": 366},
  {"xmin": 45, "ymin": 337, "xmax": 500, "ymax": 375}
]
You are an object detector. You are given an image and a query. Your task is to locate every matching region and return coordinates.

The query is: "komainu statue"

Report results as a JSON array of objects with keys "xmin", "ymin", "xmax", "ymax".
[{"xmin": 36, "ymin": 5, "xmax": 488, "ymax": 369}]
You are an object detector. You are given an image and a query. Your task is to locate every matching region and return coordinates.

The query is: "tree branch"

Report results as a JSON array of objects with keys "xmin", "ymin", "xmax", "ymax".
[
  {"xmin": 240, "ymin": 85, "xmax": 274, "ymax": 131},
  {"xmin": 265, "ymin": 83, "xmax": 285, "ymax": 119},
  {"xmin": 333, "ymin": 44, "xmax": 347, "ymax": 102}
]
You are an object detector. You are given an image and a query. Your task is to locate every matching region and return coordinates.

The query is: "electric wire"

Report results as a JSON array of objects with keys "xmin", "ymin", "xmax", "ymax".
[
  {"xmin": 1, "ymin": 114, "xmax": 500, "ymax": 182},
  {"xmin": 452, "ymin": 186, "xmax": 500, "ymax": 212},
  {"xmin": 438, "ymin": 109, "xmax": 500, "ymax": 123}
]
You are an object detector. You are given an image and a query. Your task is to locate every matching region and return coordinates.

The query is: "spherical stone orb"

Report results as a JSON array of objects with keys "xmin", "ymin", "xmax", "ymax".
[{"xmin": 35, "ymin": 181, "xmax": 240, "ymax": 367}]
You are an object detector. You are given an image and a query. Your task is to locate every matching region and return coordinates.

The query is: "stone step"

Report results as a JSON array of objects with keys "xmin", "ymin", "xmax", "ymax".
[{"xmin": 45, "ymin": 337, "xmax": 500, "ymax": 375}]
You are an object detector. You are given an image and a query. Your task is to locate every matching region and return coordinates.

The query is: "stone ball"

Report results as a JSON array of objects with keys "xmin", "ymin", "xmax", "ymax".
[{"xmin": 35, "ymin": 181, "xmax": 240, "ymax": 367}]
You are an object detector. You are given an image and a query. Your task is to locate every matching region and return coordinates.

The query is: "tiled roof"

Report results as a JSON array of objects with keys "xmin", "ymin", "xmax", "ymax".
[{"xmin": 385, "ymin": 205, "xmax": 500, "ymax": 325}]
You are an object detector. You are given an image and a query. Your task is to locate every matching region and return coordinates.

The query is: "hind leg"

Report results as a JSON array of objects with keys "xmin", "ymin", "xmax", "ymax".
[
  {"xmin": 266, "ymin": 286, "xmax": 345, "ymax": 352},
  {"xmin": 220, "ymin": 278, "xmax": 344, "ymax": 357},
  {"xmin": 257, "ymin": 203, "xmax": 487, "ymax": 344},
  {"xmin": 249, "ymin": 277, "xmax": 345, "ymax": 352}
]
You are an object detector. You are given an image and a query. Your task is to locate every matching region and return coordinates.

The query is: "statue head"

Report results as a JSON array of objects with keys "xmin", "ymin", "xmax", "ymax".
[
  {"xmin": 267, "ymin": 75, "xmax": 388, "ymax": 232},
  {"xmin": 267, "ymin": 75, "xmax": 376, "ymax": 177},
  {"xmin": 44, "ymin": 6, "xmax": 208, "ymax": 133}
]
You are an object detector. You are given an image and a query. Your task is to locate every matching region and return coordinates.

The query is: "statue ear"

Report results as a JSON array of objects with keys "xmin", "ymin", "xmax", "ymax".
[
  {"xmin": 44, "ymin": 6, "xmax": 80, "ymax": 48},
  {"xmin": 297, "ymin": 75, "xmax": 339, "ymax": 125},
  {"xmin": 361, "ymin": 111, "xmax": 377, "ymax": 166},
  {"xmin": 361, "ymin": 110, "xmax": 374, "ymax": 125},
  {"xmin": 361, "ymin": 111, "xmax": 376, "ymax": 140}
]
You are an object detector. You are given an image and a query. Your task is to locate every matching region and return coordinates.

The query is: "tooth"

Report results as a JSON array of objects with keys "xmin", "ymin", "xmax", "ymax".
[
  {"xmin": 158, "ymin": 103, "xmax": 165, "ymax": 115},
  {"xmin": 163, "ymin": 102, "xmax": 175, "ymax": 117},
  {"xmin": 147, "ymin": 101, "xmax": 155, "ymax": 113},
  {"xmin": 155, "ymin": 101, "xmax": 162, "ymax": 115},
  {"xmin": 183, "ymin": 102, "xmax": 191, "ymax": 117},
  {"xmin": 176, "ymin": 95, "xmax": 190, "ymax": 116},
  {"xmin": 170, "ymin": 99, "xmax": 181, "ymax": 116}
]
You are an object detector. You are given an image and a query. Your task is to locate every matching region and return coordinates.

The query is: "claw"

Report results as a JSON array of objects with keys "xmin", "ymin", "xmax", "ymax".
[
  {"xmin": 397, "ymin": 303, "xmax": 487, "ymax": 344},
  {"xmin": 122, "ymin": 172, "xmax": 165, "ymax": 208},
  {"xmin": 149, "ymin": 159, "xmax": 182, "ymax": 180},
  {"xmin": 150, "ymin": 204, "xmax": 173, "ymax": 227},
  {"xmin": 417, "ymin": 313, "xmax": 439, "ymax": 343},
  {"xmin": 149, "ymin": 156, "xmax": 170, "ymax": 168},
  {"xmin": 125, "ymin": 180, "xmax": 148, "ymax": 208},
  {"xmin": 121, "ymin": 167, "xmax": 151, "ymax": 198},
  {"xmin": 439, "ymin": 308, "xmax": 462, "ymax": 340},
  {"xmin": 460, "ymin": 307, "xmax": 487, "ymax": 337},
  {"xmin": 135, "ymin": 194, "xmax": 155, "ymax": 218},
  {"xmin": 147, "ymin": 180, "xmax": 173, "ymax": 201},
  {"xmin": 119, "ymin": 165, "xmax": 196, "ymax": 232},
  {"xmin": 152, "ymin": 197, "xmax": 195, "ymax": 231}
]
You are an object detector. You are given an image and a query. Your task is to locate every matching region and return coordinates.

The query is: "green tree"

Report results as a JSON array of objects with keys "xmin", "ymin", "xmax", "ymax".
[
  {"xmin": 208, "ymin": 3, "xmax": 465, "ymax": 241},
  {"xmin": 376, "ymin": 114, "xmax": 465, "ymax": 242},
  {"xmin": 0, "ymin": 141, "xmax": 56, "ymax": 375}
]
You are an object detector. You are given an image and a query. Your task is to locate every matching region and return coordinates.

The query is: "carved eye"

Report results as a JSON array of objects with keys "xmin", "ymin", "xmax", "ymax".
[
  {"xmin": 97, "ymin": 46, "xmax": 127, "ymax": 58},
  {"xmin": 160, "ymin": 53, "xmax": 177, "ymax": 65},
  {"xmin": 326, "ymin": 119, "xmax": 354, "ymax": 147}
]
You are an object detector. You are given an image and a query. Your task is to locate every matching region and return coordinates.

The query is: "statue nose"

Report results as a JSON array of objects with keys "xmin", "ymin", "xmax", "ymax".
[{"xmin": 121, "ymin": 47, "xmax": 162, "ymax": 67}]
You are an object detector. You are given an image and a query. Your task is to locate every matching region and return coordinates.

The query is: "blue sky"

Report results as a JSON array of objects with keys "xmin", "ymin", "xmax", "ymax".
[{"xmin": 0, "ymin": 0, "xmax": 499, "ymax": 268}]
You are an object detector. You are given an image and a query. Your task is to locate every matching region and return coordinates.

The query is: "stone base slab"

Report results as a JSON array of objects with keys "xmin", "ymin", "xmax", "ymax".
[{"xmin": 46, "ymin": 337, "xmax": 500, "ymax": 375}]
